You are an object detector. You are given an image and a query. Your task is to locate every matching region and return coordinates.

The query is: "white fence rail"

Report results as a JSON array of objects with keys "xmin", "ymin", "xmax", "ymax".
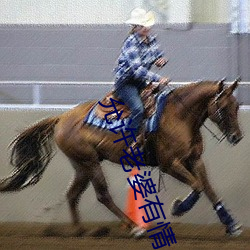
[{"xmin": 0, "ymin": 81, "xmax": 249, "ymax": 107}]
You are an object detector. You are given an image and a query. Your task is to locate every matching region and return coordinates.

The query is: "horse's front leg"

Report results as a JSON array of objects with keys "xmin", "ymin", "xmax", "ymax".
[
  {"xmin": 166, "ymin": 159, "xmax": 203, "ymax": 217},
  {"xmin": 193, "ymin": 159, "xmax": 242, "ymax": 236},
  {"xmin": 192, "ymin": 158, "xmax": 218, "ymax": 204},
  {"xmin": 168, "ymin": 159, "xmax": 204, "ymax": 192}
]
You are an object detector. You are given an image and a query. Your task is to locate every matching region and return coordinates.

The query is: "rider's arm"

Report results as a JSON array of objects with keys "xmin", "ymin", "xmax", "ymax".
[
  {"xmin": 150, "ymin": 36, "xmax": 167, "ymax": 67},
  {"xmin": 151, "ymin": 36, "xmax": 164, "ymax": 61},
  {"xmin": 123, "ymin": 38, "xmax": 161, "ymax": 82}
]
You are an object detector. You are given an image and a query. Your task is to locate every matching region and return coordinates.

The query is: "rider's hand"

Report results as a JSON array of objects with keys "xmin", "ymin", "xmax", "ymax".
[
  {"xmin": 154, "ymin": 58, "xmax": 168, "ymax": 68},
  {"xmin": 159, "ymin": 77, "xmax": 170, "ymax": 85}
]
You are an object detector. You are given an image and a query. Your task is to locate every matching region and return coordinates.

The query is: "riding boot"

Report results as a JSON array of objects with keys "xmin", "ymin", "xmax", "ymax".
[
  {"xmin": 128, "ymin": 134, "xmax": 142, "ymax": 152},
  {"xmin": 126, "ymin": 130, "xmax": 144, "ymax": 155}
]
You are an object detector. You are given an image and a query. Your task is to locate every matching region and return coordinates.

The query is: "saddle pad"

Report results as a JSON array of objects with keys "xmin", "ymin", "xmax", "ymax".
[{"xmin": 84, "ymin": 88, "xmax": 172, "ymax": 133}]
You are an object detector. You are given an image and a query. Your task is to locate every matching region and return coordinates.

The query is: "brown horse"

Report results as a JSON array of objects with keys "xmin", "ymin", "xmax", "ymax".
[{"xmin": 0, "ymin": 79, "xmax": 243, "ymax": 237}]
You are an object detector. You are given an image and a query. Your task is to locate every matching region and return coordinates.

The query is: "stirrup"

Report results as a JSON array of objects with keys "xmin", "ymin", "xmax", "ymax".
[{"xmin": 126, "ymin": 134, "xmax": 143, "ymax": 154}]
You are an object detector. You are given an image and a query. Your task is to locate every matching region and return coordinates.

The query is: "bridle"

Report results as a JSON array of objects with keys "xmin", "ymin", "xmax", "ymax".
[
  {"xmin": 157, "ymin": 85, "xmax": 227, "ymax": 193},
  {"xmin": 151, "ymin": 51, "xmax": 232, "ymax": 143},
  {"xmin": 209, "ymin": 92, "xmax": 228, "ymax": 143},
  {"xmin": 162, "ymin": 81, "xmax": 228, "ymax": 143}
]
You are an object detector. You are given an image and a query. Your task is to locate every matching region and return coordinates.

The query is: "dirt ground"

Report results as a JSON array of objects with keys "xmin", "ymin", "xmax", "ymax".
[{"xmin": 0, "ymin": 222, "xmax": 249, "ymax": 250}]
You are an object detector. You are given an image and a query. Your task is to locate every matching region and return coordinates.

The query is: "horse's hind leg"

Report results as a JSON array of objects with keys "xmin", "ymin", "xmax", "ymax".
[
  {"xmin": 66, "ymin": 160, "xmax": 91, "ymax": 234},
  {"xmin": 90, "ymin": 163, "xmax": 137, "ymax": 230},
  {"xmin": 194, "ymin": 159, "xmax": 242, "ymax": 236}
]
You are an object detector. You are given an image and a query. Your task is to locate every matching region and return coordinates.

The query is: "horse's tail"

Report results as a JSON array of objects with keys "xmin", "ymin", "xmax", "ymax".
[{"xmin": 0, "ymin": 116, "xmax": 60, "ymax": 192}]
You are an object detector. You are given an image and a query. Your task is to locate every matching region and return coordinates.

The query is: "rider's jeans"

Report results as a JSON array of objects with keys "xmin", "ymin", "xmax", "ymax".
[{"xmin": 114, "ymin": 79, "xmax": 146, "ymax": 136}]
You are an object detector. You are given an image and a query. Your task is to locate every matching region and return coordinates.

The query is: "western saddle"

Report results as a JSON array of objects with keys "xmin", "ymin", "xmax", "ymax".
[{"xmin": 95, "ymin": 82, "xmax": 161, "ymax": 120}]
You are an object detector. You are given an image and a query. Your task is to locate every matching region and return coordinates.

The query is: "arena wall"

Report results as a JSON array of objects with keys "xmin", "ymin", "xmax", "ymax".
[
  {"xmin": 0, "ymin": 108, "xmax": 249, "ymax": 227},
  {"xmin": 192, "ymin": 0, "xmax": 229, "ymax": 23},
  {"xmin": 0, "ymin": 0, "xmax": 229, "ymax": 24},
  {"xmin": 1, "ymin": 1, "xmax": 249, "ymax": 84},
  {"xmin": 0, "ymin": 24, "xmax": 249, "ymax": 82}
]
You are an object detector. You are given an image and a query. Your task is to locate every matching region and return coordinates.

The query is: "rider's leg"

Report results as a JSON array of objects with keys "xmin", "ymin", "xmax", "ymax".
[{"xmin": 115, "ymin": 83, "xmax": 144, "ymax": 137}]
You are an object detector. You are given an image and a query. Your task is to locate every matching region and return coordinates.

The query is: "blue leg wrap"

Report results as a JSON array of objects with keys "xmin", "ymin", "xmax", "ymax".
[
  {"xmin": 177, "ymin": 191, "xmax": 201, "ymax": 213},
  {"xmin": 214, "ymin": 201, "xmax": 234, "ymax": 226}
]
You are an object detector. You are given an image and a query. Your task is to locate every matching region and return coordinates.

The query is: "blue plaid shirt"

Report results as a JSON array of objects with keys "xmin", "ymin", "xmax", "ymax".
[{"xmin": 114, "ymin": 33, "xmax": 164, "ymax": 88}]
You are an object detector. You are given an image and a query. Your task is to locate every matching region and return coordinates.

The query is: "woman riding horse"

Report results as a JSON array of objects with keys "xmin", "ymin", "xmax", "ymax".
[
  {"xmin": 114, "ymin": 8, "xmax": 169, "ymax": 150},
  {"xmin": 0, "ymin": 78, "xmax": 243, "ymax": 237}
]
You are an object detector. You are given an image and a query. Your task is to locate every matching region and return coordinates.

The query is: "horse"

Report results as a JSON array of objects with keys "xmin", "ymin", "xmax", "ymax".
[{"xmin": 0, "ymin": 79, "xmax": 243, "ymax": 237}]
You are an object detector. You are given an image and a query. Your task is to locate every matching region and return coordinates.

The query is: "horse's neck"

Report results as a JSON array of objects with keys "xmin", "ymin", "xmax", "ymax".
[{"xmin": 177, "ymin": 83, "xmax": 218, "ymax": 128}]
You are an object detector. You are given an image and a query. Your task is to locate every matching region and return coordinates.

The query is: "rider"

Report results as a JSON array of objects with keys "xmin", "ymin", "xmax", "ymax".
[{"xmin": 114, "ymin": 8, "xmax": 169, "ymax": 150}]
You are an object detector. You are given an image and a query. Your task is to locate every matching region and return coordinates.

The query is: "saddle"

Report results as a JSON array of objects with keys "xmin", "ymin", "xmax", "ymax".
[{"xmin": 95, "ymin": 83, "xmax": 160, "ymax": 120}]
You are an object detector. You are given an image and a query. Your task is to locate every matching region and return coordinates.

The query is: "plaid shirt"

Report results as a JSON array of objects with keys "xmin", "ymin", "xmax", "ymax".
[{"xmin": 114, "ymin": 33, "xmax": 164, "ymax": 88}]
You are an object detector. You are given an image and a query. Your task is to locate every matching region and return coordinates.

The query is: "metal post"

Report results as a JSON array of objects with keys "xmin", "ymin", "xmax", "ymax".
[{"xmin": 32, "ymin": 84, "xmax": 41, "ymax": 105}]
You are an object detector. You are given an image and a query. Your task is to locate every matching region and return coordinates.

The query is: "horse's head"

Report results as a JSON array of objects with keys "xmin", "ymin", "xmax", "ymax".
[{"xmin": 208, "ymin": 78, "xmax": 243, "ymax": 145}]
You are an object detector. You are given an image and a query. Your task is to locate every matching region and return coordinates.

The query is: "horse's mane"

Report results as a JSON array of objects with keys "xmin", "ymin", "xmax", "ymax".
[{"xmin": 171, "ymin": 81, "xmax": 218, "ymax": 102}]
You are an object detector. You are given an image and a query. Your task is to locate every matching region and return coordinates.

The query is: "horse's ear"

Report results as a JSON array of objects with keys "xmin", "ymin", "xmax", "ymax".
[
  {"xmin": 217, "ymin": 77, "xmax": 226, "ymax": 94},
  {"xmin": 226, "ymin": 77, "xmax": 240, "ymax": 96}
]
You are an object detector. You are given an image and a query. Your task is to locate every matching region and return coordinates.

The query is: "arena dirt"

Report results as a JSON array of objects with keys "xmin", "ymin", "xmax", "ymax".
[{"xmin": 0, "ymin": 222, "xmax": 249, "ymax": 249}]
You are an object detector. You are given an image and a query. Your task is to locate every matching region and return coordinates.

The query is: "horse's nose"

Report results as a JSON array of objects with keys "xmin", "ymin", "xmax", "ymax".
[{"xmin": 228, "ymin": 133, "xmax": 243, "ymax": 145}]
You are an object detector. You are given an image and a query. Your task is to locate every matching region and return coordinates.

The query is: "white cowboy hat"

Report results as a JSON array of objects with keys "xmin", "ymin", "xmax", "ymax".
[{"xmin": 125, "ymin": 8, "xmax": 155, "ymax": 27}]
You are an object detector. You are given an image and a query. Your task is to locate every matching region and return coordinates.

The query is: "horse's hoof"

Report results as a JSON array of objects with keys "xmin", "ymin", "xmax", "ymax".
[
  {"xmin": 72, "ymin": 227, "xmax": 87, "ymax": 237},
  {"xmin": 89, "ymin": 226, "xmax": 110, "ymax": 238},
  {"xmin": 130, "ymin": 226, "xmax": 147, "ymax": 238},
  {"xmin": 171, "ymin": 199, "xmax": 184, "ymax": 217},
  {"xmin": 42, "ymin": 227, "xmax": 57, "ymax": 237},
  {"xmin": 42, "ymin": 226, "xmax": 63, "ymax": 237},
  {"xmin": 226, "ymin": 222, "xmax": 243, "ymax": 237}
]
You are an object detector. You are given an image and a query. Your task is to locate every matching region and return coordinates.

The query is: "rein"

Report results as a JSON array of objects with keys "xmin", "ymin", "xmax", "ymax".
[
  {"xmin": 147, "ymin": 41, "xmax": 231, "ymax": 142},
  {"xmin": 152, "ymin": 63, "xmax": 226, "ymax": 142},
  {"xmin": 164, "ymin": 83, "xmax": 227, "ymax": 143},
  {"xmin": 157, "ymin": 84, "xmax": 226, "ymax": 193}
]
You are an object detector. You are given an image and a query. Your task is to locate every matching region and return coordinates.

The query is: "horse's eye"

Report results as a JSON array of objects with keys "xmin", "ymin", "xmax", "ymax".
[{"xmin": 219, "ymin": 106, "xmax": 226, "ymax": 112}]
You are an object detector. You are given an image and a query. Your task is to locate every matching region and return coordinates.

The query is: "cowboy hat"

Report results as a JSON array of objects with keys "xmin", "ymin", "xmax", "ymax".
[{"xmin": 125, "ymin": 8, "xmax": 155, "ymax": 27}]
